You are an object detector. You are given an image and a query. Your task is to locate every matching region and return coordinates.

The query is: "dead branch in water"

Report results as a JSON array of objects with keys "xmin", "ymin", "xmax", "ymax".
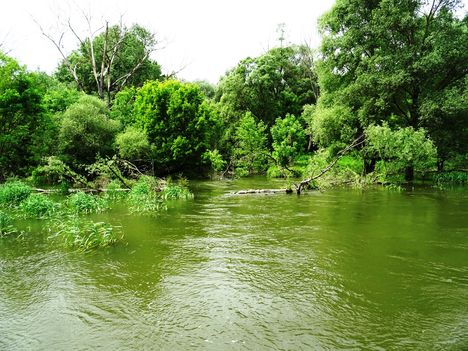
[
  {"xmin": 294, "ymin": 135, "xmax": 365, "ymax": 194},
  {"xmin": 232, "ymin": 135, "xmax": 365, "ymax": 195}
]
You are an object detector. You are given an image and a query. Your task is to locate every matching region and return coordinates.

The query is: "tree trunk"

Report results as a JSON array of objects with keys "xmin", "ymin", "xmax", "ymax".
[
  {"xmin": 437, "ymin": 159, "xmax": 444, "ymax": 172},
  {"xmin": 363, "ymin": 158, "xmax": 376, "ymax": 174},
  {"xmin": 405, "ymin": 165, "xmax": 414, "ymax": 182}
]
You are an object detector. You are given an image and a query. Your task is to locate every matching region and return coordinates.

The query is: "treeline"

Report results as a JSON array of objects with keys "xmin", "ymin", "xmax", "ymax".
[{"xmin": 1, "ymin": 0, "xmax": 467, "ymax": 187}]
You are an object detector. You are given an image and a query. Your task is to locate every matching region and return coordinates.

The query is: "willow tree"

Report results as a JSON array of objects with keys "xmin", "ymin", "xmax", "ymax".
[{"xmin": 314, "ymin": 0, "xmax": 468, "ymax": 179}]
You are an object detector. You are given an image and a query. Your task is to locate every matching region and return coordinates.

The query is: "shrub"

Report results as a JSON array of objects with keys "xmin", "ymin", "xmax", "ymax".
[
  {"xmin": 51, "ymin": 218, "xmax": 122, "ymax": 250},
  {"xmin": 67, "ymin": 192, "xmax": 107, "ymax": 214},
  {"xmin": 19, "ymin": 193, "xmax": 60, "ymax": 219},
  {"xmin": 115, "ymin": 126, "xmax": 151, "ymax": 160},
  {"xmin": 0, "ymin": 181, "xmax": 33, "ymax": 208},
  {"xmin": 59, "ymin": 95, "xmax": 120, "ymax": 164}
]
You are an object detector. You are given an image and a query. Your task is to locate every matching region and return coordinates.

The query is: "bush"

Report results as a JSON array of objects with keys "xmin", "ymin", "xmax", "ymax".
[
  {"xmin": 67, "ymin": 192, "xmax": 107, "ymax": 214},
  {"xmin": 51, "ymin": 218, "xmax": 122, "ymax": 250},
  {"xmin": 19, "ymin": 193, "xmax": 60, "ymax": 219},
  {"xmin": 115, "ymin": 126, "xmax": 151, "ymax": 160},
  {"xmin": 271, "ymin": 114, "xmax": 306, "ymax": 168},
  {"xmin": 0, "ymin": 181, "xmax": 33, "ymax": 208},
  {"xmin": 59, "ymin": 95, "xmax": 120, "ymax": 164}
]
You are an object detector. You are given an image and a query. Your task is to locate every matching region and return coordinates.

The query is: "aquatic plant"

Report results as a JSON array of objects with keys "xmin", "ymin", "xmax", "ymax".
[
  {"xmin": 433, "ymin": 171, "xmax": 468, "ymax": 185},
  {"xmin": 103, "ymin": 180, "xmax": 129, "ymax": 201},
  {"xmin": 19, "ymin": 193, "xmax": 60, "ymax": 219},
  {"xmin": 161, "ymin": 184, "xmax": 193, "ymax": 200},
  {"xmin": 127, "ymin": 176, "xmax": 165, "ymax": 214},
  {"xmin": 0, "ymin": 181, "xmax": 33, "ymax": 208},
  {"xmin": 67, "ymin": 191, "xmax": 107, "ymax": 214},
  {"xmin": 51, "ymin": 218, "xmax": 122, "ymax": 250},
  {"xmin": 0, "ymin": 211, "xmax": 17, "ymax": 237}
]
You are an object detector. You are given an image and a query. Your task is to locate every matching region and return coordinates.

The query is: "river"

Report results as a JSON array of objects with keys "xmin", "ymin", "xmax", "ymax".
[{"xmin": 1, "ymin": 179, "xmax": 467, "ymax": 350}]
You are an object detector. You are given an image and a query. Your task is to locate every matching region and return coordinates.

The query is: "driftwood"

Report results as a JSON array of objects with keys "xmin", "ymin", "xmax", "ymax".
[
  {"xmin": 231, "ymin": 188, "xmax": 293, "ymax": 195},
  {"xmin": 34, "ymin": 188, "xmax": 130, "ymax": 194}
]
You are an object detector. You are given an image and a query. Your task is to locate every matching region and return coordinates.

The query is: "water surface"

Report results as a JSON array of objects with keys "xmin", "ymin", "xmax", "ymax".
[{"xmin": 1, "ymin": 179, "xmax": 467, "ymax": 350}]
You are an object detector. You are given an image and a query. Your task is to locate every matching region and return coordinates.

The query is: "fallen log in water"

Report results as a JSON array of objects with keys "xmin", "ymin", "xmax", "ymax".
[
  {"xmin": 233, "ymin": 134, "xmax": 365, "ymax": 196},
  {"xmin": 34, "ymin": 188, "xmax": 130, "ymax": 194},
  {"xmin": 231, "ymin": 188, "xmax": 293, "ymax": 195}
]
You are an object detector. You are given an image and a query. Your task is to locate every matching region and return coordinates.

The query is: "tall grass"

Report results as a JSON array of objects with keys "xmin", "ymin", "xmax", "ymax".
[
  {"xmin": 103, "ymin": 180, "xmax": 129, "ymax": 201},
  {"xmin": 19, "ymin": 193, "xmax": 60, "ymax": 219},
  {"xmin": 433, "ymin": 171, "xmax": 468, "ymax": 185},
  {"xmin": 161, "ymin": 184, "xmax": 193, "ymax": 200},
  {"xmin": 67, "ymin": 191, "xmax": 107, "ymax": 214},
  {"xmin": 0, "ymin": 181, "xmax": 33, "ymax": 208},
  {"xmin": 127, "ymin": 176, "xmax": 165, "ymax": 214},
  {"xmin": 51, "ymin": 217, "xmax": 122, "ymax": 251}
]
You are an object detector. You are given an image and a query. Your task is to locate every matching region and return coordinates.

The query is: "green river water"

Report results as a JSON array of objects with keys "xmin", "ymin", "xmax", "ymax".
[{"xmin": 0, "ymin": 179, "xmax": 467, "ymax": 350}]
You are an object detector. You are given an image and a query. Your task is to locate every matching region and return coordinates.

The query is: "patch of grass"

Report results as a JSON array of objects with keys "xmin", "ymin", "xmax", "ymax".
[
  {"xmin": 51, "ymin": 217, "xmax": 122, "ymax": 251},
  {"xmin": 127, "ymin": 176, "xmax": 165, "ymax": 214},
  {"xmin": 103, "ymin": 180, "xmax": 129, "ymax": 201},
  {"xmin": 0, "ymin": 210, "xmax": 17, "ymax": 237},
  {"xmin": 0, "ymin": 181, "xmax": 33, "ymax": 208},
  {"xmin": 433, "ymin": 171, "xmax": 468, "ymax": 185},
  {"xmin": 19, "ymin": 193, "xmax": 60, "ymax": 219},
  {"xmin": 161, "ymin": 184, "xmax": 193, "ymax": 200},
  {"xmin": 67, "ymin": 191, "xmax": 107, "ymax": 214}
]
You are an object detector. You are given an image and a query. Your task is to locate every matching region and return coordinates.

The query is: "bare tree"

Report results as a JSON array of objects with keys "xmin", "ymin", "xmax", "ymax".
[{"xmin": 35, "ymin": 8, "xmax": 158, "ymax": 106}]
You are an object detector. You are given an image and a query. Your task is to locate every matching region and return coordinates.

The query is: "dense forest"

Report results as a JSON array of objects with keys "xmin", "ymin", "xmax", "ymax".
[{"xmin": 1, "ymin": 0, "xmax": 467, "ymax": 190}]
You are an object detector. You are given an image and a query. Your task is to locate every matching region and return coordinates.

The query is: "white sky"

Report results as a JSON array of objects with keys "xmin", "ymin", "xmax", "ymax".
[
  {"xmin": 1, "ymin": 0, "xmax": 466, "ymax": 83},
  {"xmin": 0, "ymin": 0, "xmax": 336, "ymax": 83}
]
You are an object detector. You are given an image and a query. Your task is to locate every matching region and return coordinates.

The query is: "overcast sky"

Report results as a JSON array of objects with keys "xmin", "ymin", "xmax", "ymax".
[
  {"xmin": 0, "ymin": 0, "xmax": 337, "ymax": 83},
  {"xmin": 1, "ymin": 0, "xmax": 466, "ymax": 83}
]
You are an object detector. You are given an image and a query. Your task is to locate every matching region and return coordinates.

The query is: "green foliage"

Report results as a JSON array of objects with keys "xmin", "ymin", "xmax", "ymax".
[
  {"xmin": 0, "ymin": 53, "xmax": 48, "ymax": 179},
  {"xmin": 59, "ymin": 95, "xmax": 120, "ymax": 164},
  {"xmin": 234, "ymin": 112, "xmax": 269, "ymax": 175},
  {"xmin": 134, "ymin": 80, "xmax": 219, "ymax": 173},
  {"xmin": 317, "ymin": 0, "xmax": 467, "ymax": 167},
  {"xmin": 127, "ymin": 176, "xmax": 164, "ymax": 214},
  {"xmin": 0, "ymin": 210, "xmax": 16, "ymax": 237},
  {"xmin": 111, "ymin": 86, "xmax": 137, "ymax": 127},
  {"xmin": 67, "ymin": 192, "xmax": 107, "ymax": 214},
  {"xmin": 0, "ymin": 181, "xmax": 33, "ymax": 208},
  {"xmin": 309, "ymin": 103, "xmax": 358, "ymax": 149},
  {"xmin": 115, "ymin": 126, "xmax": 151, "ymax": 160},
  {"xmin": 19, "ymin": 193, "xmax": 60, "ymax": 219},
  {"xmin": 217, "ymin": 45, "xmax": 319, "ymax": 127},
  {"xmin": 103, "ymin": 180, "xmax": 128, "ymax": 201},
  {"xmin": 433, "ymin": 171, "xmax": 468, "ymax": 185},
  {"xmin": 193, "ymin": 80, "xmax": 216, "ymax": 100},
  {"xmin": 51, "ymin": 218, "xmax": 122, "ymax": 251},
  {"xmin": 56, "ymin": 24, "xmax": 161, "ymax": 101},
  {"xmin": 31, "ymin": 156, "xmax": 88, "ymax": 187},
  {"xmin": 271, "ymin": 114, "xmax": 306, "ymax": 168},
  {"xmin": 365, "ymin": 124, "xmax": 437, "ymax": 171},
  {"xmin": 202, "ymin": 149, "xmax": 226, "ymax": 176},
  {"xmin": 161, "ymin": 180, "xmax": 193, "ymax": 200}
]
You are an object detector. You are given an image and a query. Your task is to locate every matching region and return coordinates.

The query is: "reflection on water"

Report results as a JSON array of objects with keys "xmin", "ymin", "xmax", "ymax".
[{"xmin": 1, "ymin": 180, "xmax": 467, "ymax": 350}]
